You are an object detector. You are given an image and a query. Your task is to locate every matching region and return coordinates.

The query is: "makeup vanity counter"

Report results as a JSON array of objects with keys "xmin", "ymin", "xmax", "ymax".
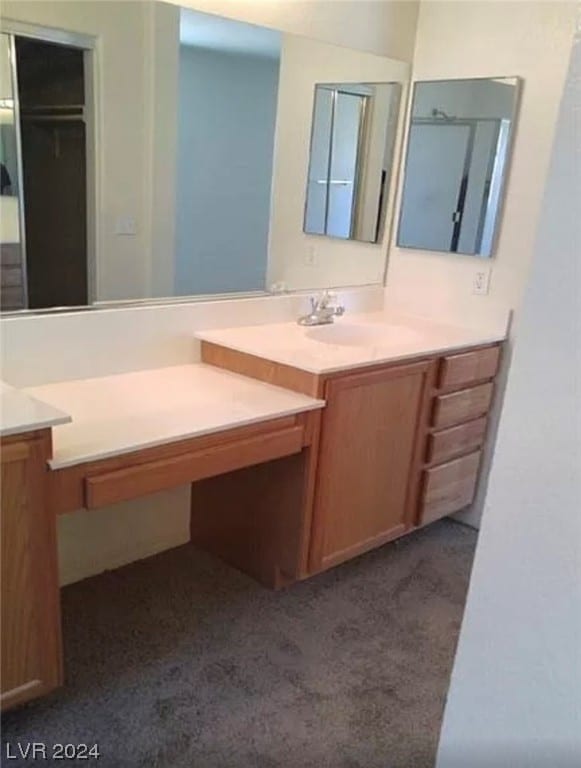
[
  {"xmin": 0, "ymin": 364, "xmax": 324, "ymax": 711},
  {"xmin": 22, "ymin": 364, "xmax": 325, "ymax": 470},
  {"xmin": 0, "ymin": 381, "xmax": 71, "ymax": 437}
]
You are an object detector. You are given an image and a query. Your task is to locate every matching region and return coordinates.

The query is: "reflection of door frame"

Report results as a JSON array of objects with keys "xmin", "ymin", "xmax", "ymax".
[
  {"xmin": 411, "ymin": 118, "xmax": 474, "ymax": 252},
  {"xmin": 311, "ymin": 85, "xmax": 370, "ymax": 239},
  {"xmin": 4, "ymin": 33, "xmax": 28, "ymax": 308},
  {"xmin": 0, "ymin": 19, "xmax": 98, "ymax": 305},
  {"xmin": 406, "ymin": 116, "xmax": 504, "ymax": 254}
]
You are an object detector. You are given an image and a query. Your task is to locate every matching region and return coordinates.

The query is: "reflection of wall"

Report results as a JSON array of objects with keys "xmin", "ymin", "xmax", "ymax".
[
  {"xmin": 386, "ymin": 0, "xmax": 577, "ymax": 527},
  {"xmin": 355, "ymin": 83, "xmax": 400, "ymax": 242},
  {"xmin": 413, "ymin": 80, "xmax": 515, "ymax": 121},
  {"xmin": 172, "ymin": 0, "xmax": 419, "ymax": 63},
  {"xmin": 268, "ymin": 34, "xmax": 408, "ymax": 291},
  {"xmin": 175, "ymin": 47, "xmax": 279, "ymax": 295}
]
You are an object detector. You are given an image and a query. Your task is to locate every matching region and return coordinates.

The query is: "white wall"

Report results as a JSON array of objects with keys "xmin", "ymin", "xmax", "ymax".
[
  {"xmin": 386, "ymin": 0, "xmax": 577, "ymax": 526},
  {"xmin": 170, "ymin": 0, "xmax": 419, "ymax": 62},
  {"xmin": 437, "ymin": 33, "xmax": 581, "ymax": 767},
  {"xmin": 268, "ymin": 35, "xmax": 409, "ymax": 291},
  {"xmin": 175, "ymin": 46, "xmax": 279, "ymax": 295},
  {"xmin": 148, "ymin": 1, "xmax": 181, "ymax": 299}
]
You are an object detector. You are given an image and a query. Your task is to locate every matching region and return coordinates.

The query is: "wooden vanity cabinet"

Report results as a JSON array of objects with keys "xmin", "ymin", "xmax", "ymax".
[
  {"xmin": 201, "ymin": 339, "xmax": 502, "ymax": 575},
  {"xmin": 1, "ymin": 430, "xmax": 62, "ymax": 711},
  {"xmin": 308, "ymin": 360, "xmax": 435, "ymax": 573}
]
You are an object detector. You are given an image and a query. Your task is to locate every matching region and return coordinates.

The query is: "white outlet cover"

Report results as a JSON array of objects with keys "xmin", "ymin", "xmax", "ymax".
[
  {"xmin": 115, "ymin": 216, "xmax": 137, "ymax": 236},
  {"xmin": 473, "ymin": 267, "xmax": 492, "ymax": 295}
]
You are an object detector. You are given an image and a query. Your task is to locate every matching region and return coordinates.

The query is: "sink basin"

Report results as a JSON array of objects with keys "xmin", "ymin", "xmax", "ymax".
[{"xmin": 305, "ymin": 322, "xmax": 420, "ymax": 347}]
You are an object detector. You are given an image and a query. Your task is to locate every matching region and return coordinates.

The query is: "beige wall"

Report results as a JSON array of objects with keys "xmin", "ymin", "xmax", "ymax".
[
  {"xmin": 386, "ymin": 1, "xmax": 576, "ymax": 327},
  {"xmin": 438, "ymin": 34, "xmax": 580, "ymax": 764},
  {"xmin": 171, "ymin": 0, "xmax": 419, "ymax": 62},
  {"xmin": 385, "ymin": 0, "xmax": 577, "ymax": 527},
  {"xmin": 267, "ymin": 35, "xmax": 409, "ymax": 291}
]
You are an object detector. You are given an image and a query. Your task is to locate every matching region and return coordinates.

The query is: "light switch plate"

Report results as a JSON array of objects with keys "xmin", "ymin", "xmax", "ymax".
[
  {"xmin": 473, "ymin": 267, "xmax": 492, "ymax": 295},
  {"xmin": 115, "ymin": 216, "xmax": 137, "ymax": 236},
  {"xmin": 304, "ymin": 245, "xmax": 316, "ymax": 266}
]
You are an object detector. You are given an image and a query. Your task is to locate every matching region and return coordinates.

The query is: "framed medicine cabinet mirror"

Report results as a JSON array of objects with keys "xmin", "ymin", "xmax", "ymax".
[{"xmin": 397, "ymin": 77, "xmax": 521, "ymax": 257}]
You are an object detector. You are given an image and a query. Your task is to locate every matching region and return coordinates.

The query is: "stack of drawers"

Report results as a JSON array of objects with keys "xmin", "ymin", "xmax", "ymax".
[{"xmin": 418, "ymin": 345, "xmax": 501, "ymax": 525}]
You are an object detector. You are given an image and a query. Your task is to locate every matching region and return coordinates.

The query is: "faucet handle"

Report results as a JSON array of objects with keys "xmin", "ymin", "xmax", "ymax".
[{"xmin": 318, "ymin": 290, "xmax": 334, "ymax": 308}]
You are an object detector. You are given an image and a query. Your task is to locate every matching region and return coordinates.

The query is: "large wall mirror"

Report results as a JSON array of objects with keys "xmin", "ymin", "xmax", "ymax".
[
  {"xmin": 0, "ymin": 1, "xmax": 409, "ymax": 314},
  {"xmin": 397, "ymin": 77, "xmax": 521, "ymax": 257}
]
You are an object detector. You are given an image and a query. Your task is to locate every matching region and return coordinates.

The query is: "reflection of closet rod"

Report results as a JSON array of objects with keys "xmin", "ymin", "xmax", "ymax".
[
  {"xmin": 22, "ymin": 104, "xmax": 84, "ymax": 112},
  {"xmin": 21, "ymin": 114, "xmax": 84, "ymax": 122}
]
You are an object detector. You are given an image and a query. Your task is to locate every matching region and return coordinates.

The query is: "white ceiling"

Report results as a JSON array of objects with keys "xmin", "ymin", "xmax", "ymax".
[{"xmin": 179, "ymin": 9, "xmax": 281, "ymax": 60}]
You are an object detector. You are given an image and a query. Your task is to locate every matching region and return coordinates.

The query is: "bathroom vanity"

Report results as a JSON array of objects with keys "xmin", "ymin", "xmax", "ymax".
[
  {"xmin": 0, "ymin": 313, "xmax": 503, "ymax": 711},
  {"xmin": 198, "ymin": 315, "xmax": 502, "ymax": 573}
]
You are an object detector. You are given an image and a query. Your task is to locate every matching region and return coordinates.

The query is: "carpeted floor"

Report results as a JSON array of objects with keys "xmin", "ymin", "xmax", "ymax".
[{"xmin": 2, "ymin": 520, "xmax": 476, "ymax": 768}]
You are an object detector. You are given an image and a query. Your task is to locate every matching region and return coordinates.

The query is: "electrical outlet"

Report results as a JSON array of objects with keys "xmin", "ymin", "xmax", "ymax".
[
  {"xmin": 473, "ymin": 267, "xmax": 491, "ymax": 295},
  {"xmin": 304, "ymin": 245, "xmax": 316, "ymax": 266},
  {"xmin": 115, "ymin": 216, "xmax": 137, "ymax": 236}
]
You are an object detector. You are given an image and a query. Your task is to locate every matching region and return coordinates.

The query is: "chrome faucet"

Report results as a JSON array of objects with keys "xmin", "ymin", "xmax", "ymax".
[{"xmin": 298, "ymin": 290, "xmax": 345, "ymax": 326}]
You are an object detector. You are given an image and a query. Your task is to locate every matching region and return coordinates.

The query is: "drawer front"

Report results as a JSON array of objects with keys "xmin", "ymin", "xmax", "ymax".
[
  {"xmin": 432, "ymin": 383, "xmax": 493, "ymax": 429},
  {"xmin": 85, "ymin": 425, "xmax": 304, "ymax": 509},
  {"xmin": 420, "ymin": 451, "xmax": 481, "ymax": 525},
  {"xmin": 439, "ymin": 346, "xmax": 500, "ymax": 390},
  {"xmin": 427, "ymin": 417, "xmax": 487, "ymax": 465}
]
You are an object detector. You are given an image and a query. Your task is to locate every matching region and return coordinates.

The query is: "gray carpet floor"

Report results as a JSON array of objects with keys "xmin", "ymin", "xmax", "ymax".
[{"xmin": 2, "ymin": 520, "xmax": 476, "ymax": 768}]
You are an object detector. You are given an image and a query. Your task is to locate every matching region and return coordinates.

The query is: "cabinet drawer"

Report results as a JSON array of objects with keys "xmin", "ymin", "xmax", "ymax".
[
  {"xmin": 432, "ymin": 383, "xmax": 493, "ymax": 429},
  {"xmin": 438, "ymin": 346, "xmax": 500, "ymax": 390},
  {"xmin": 427, "ymin": 417, "xmax": 487, "ymax": 465},
  {"xmin": 420, "ymin": 451, "xmax": 481, "ymax": 525},
  {"xmin": 85, "ymin": 425, "xmax": 304, "ymax": 509}
]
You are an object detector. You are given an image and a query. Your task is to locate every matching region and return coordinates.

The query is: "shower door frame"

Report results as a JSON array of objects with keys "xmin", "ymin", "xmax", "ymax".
[{"xmin": 0, "ymin": 19, "xmax": 99, "ymax": 307}]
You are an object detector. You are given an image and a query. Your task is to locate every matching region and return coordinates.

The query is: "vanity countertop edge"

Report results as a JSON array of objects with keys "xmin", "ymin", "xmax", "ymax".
[{"xmin": 195, "ymin": 312, "xmax": 508, "ymax": 375}]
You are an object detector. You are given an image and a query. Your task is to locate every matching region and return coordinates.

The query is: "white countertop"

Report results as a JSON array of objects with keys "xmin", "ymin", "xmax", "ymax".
[
  {"xmin": 0, "ymin": 381, "xmax": 71, "ymax": 438},
  {"xmin": 196, "ymin": 311, "xmax": 507, "ymax": 375},
  {"xmin": 23, "ymin": 364, "xmax": 325, "ymax": 469}
]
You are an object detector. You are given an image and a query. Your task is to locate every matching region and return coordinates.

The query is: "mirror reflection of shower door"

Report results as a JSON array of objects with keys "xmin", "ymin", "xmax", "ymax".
[
  {"xmin": 304, "ymin": 87, "xmax": 333, "ymax": 236},
  {"xmin": 304, "ymin": 86, "xmax": 367, "ymax": 239},
  {"xmin": 398, "ymin": 122, "xmax": 471, "ymax": 252},
  {"xmin": 327, "ymin": 91, "xmax": 365, "ymax": 239}
]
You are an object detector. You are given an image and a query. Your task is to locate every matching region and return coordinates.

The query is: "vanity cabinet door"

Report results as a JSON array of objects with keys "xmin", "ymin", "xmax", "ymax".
[
  {"xmin": 309, "ymin": 361, "xmax": 433, "ymax": 573},
  {"xmin": 1, "ymin": 432, "xmax": 62, "ymax": 711}
]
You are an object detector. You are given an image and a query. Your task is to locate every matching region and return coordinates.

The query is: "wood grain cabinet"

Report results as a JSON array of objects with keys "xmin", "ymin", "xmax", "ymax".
[
  {"xmin": 202, "ymin": 339, "xmax": 503, "ymax": 573},
  {"xmin": 308, "ymin": 361, "xmax": 434, "ymax": 573},
  {"xmin": 1, "ymin": 431, "xmax": 62, "ymax": 711}
]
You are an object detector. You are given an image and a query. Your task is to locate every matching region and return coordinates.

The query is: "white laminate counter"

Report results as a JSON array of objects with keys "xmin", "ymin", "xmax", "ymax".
[
  {"xmin": 0, "ymin": 381, "xmax": 71, "ymax": 438},
  {"xmin": 23, "ymin": 364, "xmax": 325, "ymax": 470},
  {"xmin": 196, "ymin": 311, "xmax": 508, "ymax": 375}
]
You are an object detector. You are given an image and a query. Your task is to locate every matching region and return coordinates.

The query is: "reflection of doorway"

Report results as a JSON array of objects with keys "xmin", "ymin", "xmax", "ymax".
[
  {"xmin": 398, "ymin": 118, "xmax": 502, "ymax": 254},
  {"xmin": 305, "ymin": 86, "xmax": 369, "ymax": 239},
  {"xmin": 0, "ymin": 24, "xmax": 96, "ymax": 311},
  {"xmin": 398, "ymin": 122, "xmax": 471, "ymax": 252},
  {"xmin": 16, "ymin": 37, "xmax": 88, "ymax": 308}
]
